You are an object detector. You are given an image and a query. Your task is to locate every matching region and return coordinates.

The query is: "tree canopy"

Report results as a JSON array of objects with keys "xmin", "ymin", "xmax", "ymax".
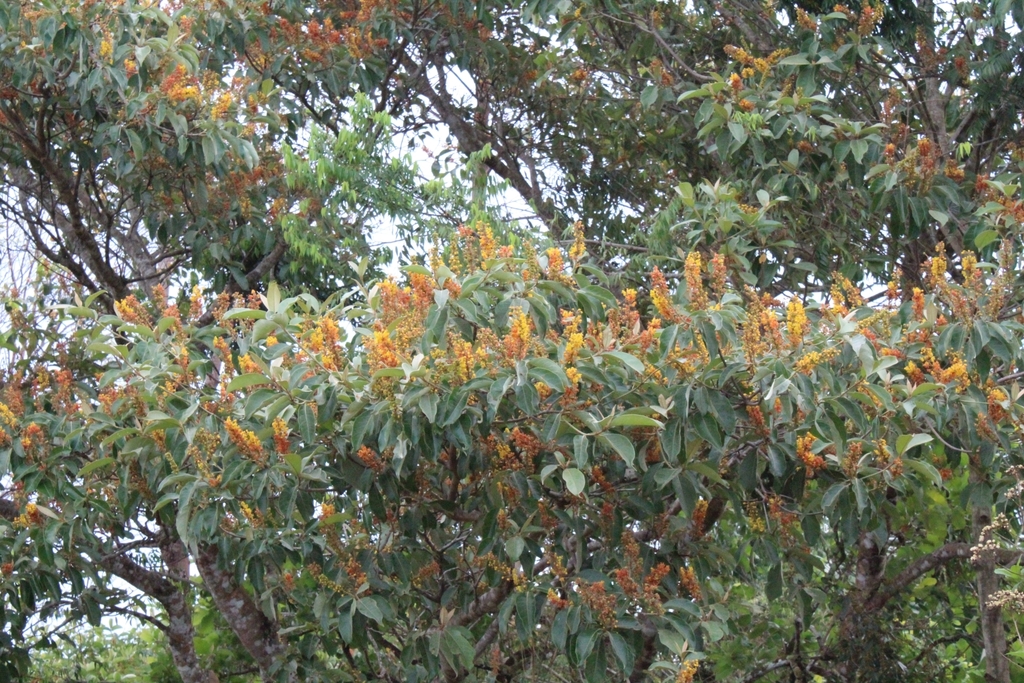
[{"xmin": 3, "ymin": 0, "xmax": 1024, "ymax": 682}]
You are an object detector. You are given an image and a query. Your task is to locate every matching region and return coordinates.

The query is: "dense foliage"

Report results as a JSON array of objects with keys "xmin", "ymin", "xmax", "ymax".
[{"xmin": 3, "ymin": 0, "xmax": 1024, "ymax": 681}]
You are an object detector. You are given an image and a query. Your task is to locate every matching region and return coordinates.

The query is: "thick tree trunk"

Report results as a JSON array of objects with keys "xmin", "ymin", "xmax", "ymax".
[
  {"xmin": 196, "ymin": 544, "xmax": 294, "ymax": 683},
  {"xmin": 973, "ymin": 504, "xmax": 1010, "ymax": 683}
]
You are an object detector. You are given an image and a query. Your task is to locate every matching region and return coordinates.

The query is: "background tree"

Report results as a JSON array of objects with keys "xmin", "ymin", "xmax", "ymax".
[{"xmin": 3, "ymin": 1, "xmax": 1024, "ymax": 682}]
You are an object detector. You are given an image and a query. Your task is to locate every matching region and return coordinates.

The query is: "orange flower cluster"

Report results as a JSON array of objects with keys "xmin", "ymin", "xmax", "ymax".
[
  {"xmin": 578, "ymin": 581, "xmax": 618, "ymax": 629},
  {"xmin": 366, "ymin": 327, "xmax": 400, "ymax": 372},
  {"xmin": 546, "ymin": 588, "xmax": 570, "ymax": 610},
  {"xmin": 448, "ymin": 337, "xmax": 487, "ymax": 383},
  {"xmin": 378, "ymin": 278, "xmax": 412, "ymax": 324},
  {"xmin": 643, "ymin": 562, "xmax": 672, "ymax": 613},
  {"xmin": 679, "ymin": 565, "xmax": 701, "ymax": 601},
  {"xmin": 829, "ymin": 273, "xmax": 863, "ymax": 315},
  {"xmin": 412, "ymin": 560, "xmax": 440, "ymax": 588},
  {"xmin": 546, "ymin": 247, "xmax": 572, "ymax": 284},
  {"xmin": 684, "ymin": 500, "xmax": 706, "ymax": 542},
  {"xmin": 684, "ymin": 252, "xmax": 707, "ymax": 309},
  {"xmin": 710, "ymin": 253, "xmax": 728, "ymax": 295},
  {"xmin": 13, "ymin": 502, "xmax": 44, "ymax": 529},
  {"xmin": 0, "ymin": 403, "xmax": 16, "ymax": 446},
  {"xmin": 724, "ymin": 45, "xmax": 791, "ymax": 75},
  {"xmin": 560, "ymin": 310, "xmax": 585, "ymax": 366},
  {"xmin": 919, "ymin": 347, "xmax": 970, "ymax": 391},
  {"xmin": 612, "ymin": 566, "xmax": 638, "ymax": 600},
  {"xmin": 356, "ymin": 445, "xmax": 386, "ymax": 473},
  {"xmin": 797, "ymin": 433, "xmax": 824, "ymax": 474},
  {"xmin": 676, "ymin": 660, "xmax": 700, "ymax": 683},
  {"xmin": 746, "ymin": 403, "xmax": 770, "ymax": 438},
  {"xmin": 741, "ymin": 292, "xmax": 784, "ymax": 363},
  {"xmin": 477, "ymin": 221, "xmax": 497, "ymax": 261},
  {"xmin": 239, "ymin": 354, "xmax": 261, "ymax": 375},
  {"xmin": 491, "ymin": 437, "xmax": 525, "ymax": 472},
  {"xmin": 226, "ymin": 418, "xmax": 266, "ymax": 466},
  {"xmin": 310, "ymin": 316, "xmax": 344, "ymax": 370},
  {"xmin": 988, "ymin": 387, "xmax": 1010, "ymax": 424},
  {"xmin": 272, "ymin": 417, "xmax": 289, "ymax": 454},
  {"xmin": 650, "ymin": 267, "xmax": 680, "ymax": 322},
  {"xmin": 745, "ymin": 500, "xmax": 766, "ymax": 533},
  {"xmin": 160, "ymin": 64, "xmax": 201, "ymax": 106},
  {"xmin": 794, "ymin": 347, "xmax": 840, "ymax": 375},
  {"xmin": 115, "ymin": 295, "xmax": 153, "ymax": 326},
  {"xmin": 796, "ymin": 7, "xmax": 817, "ymax": 31},
  {"xmin": 239, "ymin": 501, "xmax": 264, "ymax": 528},
  {"xmin": 20, "ymin": 422, "xmax": 45, "ymax": 458},
  {"xmin": 857, "ymin": 2, "xmax": 882, "ymax": 36},
  {"xmin": 842, "ymin": 442, "xmax": 863, "ymax": 477},
  {"xmin": 503, "ymin": 308, "xmax": 533, "ymax": 360}
]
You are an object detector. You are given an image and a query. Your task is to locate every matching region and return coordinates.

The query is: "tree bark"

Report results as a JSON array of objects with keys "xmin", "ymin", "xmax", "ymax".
[
  {"xmin": 973, "ymin": 504, "xmax": 1010, "ymax": 683},
  {"xmin": 196, "ymin": 544, "xmax": 294, "ymax": 683}
]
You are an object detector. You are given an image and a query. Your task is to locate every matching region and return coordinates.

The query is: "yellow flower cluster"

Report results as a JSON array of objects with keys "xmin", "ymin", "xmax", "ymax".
[
  {"xmin": 367, "ymin": 327, "xmax": 400, "ymax": 371},
  {"xmin": 225, "ymin": 418, "xmax": 265, "ymax": 465},
  {"xmin": 0, "ymin": 403, "xmax": 16, "ymax": 446},
  {"xmin": 211, "ymin": 92, "xmax": 233, "ymax": 119},
  {"xmin": 239, "ymin": 354, "xmax": 261, "ymax": 375},
  {"xmin": 568, "ymin": 221, "xmax": 587, "ymax": 262},
  {"xmin": 503, "ymin": 308, "xmax": 533, "ymax": 360},
  {"xmin": 794, "ymin": 347, "xmax": 839, "ymax": 374},
  {"xmin": 650, "ymin": 266, "xmax": 680, "ymax": 322},
  {"xmin": 684, "ymin": 252, "xmax": 707, "ymax": 309},
  {"xmin": 785, "ymin": 297, "xmax": 808, "ymax": 347},
  {"xmin": 676, "ymin": 660, "xmax": 700, "ymax": 683},
  {"xmin": 478, "ymin": 221, "xmax": 497, "ymax": 261},
  {"xmin": 926, "ymin": 242, "xmax": 947, "ymax": 288},
  {"xmin": 115, "ymin": 295, "xmax": 153, "ymax": 326},
  {"xmin": 239, "ymin": 501, "xmax": 264, "ymax": 528},
  {"xmin": 450, "ymin": 338, "xmax": 487, "ymax": 382},
  {"xmin": 745, "ymin": 501, "xmax": 766, "ymax": 533},
  {"xmin": 561, "ymin": 310, "xmax": 584, "ymax": 365}
]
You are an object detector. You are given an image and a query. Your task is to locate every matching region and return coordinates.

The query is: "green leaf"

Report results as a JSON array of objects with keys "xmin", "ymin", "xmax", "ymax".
[
  {"xmin": 297, "ymin": 404, "xmax": 316, "ymax": 443},
  {"xmin": 78, "ymin": 457, "xmax": 115, "ymax": 477},
  {"xmin": 779, "ymin": 53, "xmax": 810, "ymax": 65},
  {"xmin": 602, "ymin": 351, "xmax": 645, "ymax": 374},
  {"xmin": 227, "ymin": 373, "xmax": 270, "ymax": 392},
  {"xmin": 896, "ymin": 433, "xmax": 932, "ymax": 455},
  {"xmin": 563, "ymin": 468, "xmax": 586, "ymax": 495},
  {"xmin": 528, "ymin": 357, "xmax": 568, "ymax": 391},
  {"xmin": 975, "ymin": 230, "xmax": 1000, "ymax": 250},
  {"xmin": 640, "ymin": 84, "xmax": 659, "ymax": 108},
  {"xmin": 608, "ymin": 632, "xmax": 635, "ymax": 673},
  {"xmin": 419, "ymin": 392, "xmax": 438, "ymax": 423},
  {"xmin": 355, "ymin": 597, "xmax": 382, "ymax": 623},
  {"xmin": 928, "ymin": 210, "xmax": 949, "ymax": 226},
  {"xmin": 222, "ymin": 308, "xmax": 266, "ymax": 320},
  {"xmin": 284, "ymin": 453, "xmax": 303, "ymax": 475},
  {"xmin": 441, "ymin": 627, "xmax": 476, "ymax": 672},
  {"xmin": 505, "ymin": 536, "xmax": 525, "ymax": 560},
  {"xmin": 608, "ymin": 413, "xmax": 663, "ymax": 429},
  {"xmin": 903, "ymin": 458, "xmax": 943, "ymax": 487},
  {"xmin": 599, "ymin": 433, "xmax": 636, "ymax": 468}
]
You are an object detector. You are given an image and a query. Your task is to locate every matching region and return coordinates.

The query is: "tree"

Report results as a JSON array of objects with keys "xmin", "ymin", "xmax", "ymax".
[{"xmin": 3, "ymin": 0, "xmax": 1024, "ymax": 682}]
